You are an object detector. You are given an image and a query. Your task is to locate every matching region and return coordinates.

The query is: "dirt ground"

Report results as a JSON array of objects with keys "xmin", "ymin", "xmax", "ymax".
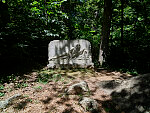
[{"xmin": 0, "ymin": 69, "xmax": 132, "ymax": 113}]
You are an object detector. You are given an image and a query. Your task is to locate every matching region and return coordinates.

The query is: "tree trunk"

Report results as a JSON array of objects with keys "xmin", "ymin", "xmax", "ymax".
[
  {"xmin": 0, "ymin": 0, "xmax": 9, "ymax": 30},
  {"xmin": 121, "ymin": 0, "xmax": 124, "ymax": 46},
  {"xmin": 99, "ymin": 0, "xmax": 112, "ymax": 66},
  {"xmin": 44, "ymin": 0, "xmax": 48, "ymax": 25},
  {"xmin": 61, "ymin": 0, "xmax": 75, "ymax": 39}
]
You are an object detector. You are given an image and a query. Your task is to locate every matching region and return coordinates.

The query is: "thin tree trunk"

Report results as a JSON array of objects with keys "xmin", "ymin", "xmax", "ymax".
[
  {"xmin": 61, "ymin": 0, "xmax": 75, "ymax": 39},
  {"xmin": 121, "ymin": 0, "xmax": 124, "ymax": 46},
  {"xmin": 44, "ymin": 0, "xmax": 48, "ymax": 25},
  {"xmin": 99, "ymin": 0, "xmax": 112, "ymax": 66},
  {"xmin": 0, "ymin": 0, "xmax": 9, "ymax": 30}
]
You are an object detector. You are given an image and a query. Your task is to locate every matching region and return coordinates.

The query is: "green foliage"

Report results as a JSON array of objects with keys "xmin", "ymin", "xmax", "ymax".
[
  {"xmin": 0, "ymin": 85, "xmax": 4, "ymax": 90},
  {"xmin": 0, "ymin": 0, "xmax": 69, "ymax": 78},
  {"xmin": 52, "ymin": 74, "xmax": 62, "ymax": 82},
  {"xmin": 68, "ymin": 0, "xmax": 103, "ymax": 61},
  {"xmin": 37, "ymin": 69, "xmax": 63, "ymax": 83},
  {"xmin": 33, "ymin": 86, "xmax": 42, "ymax": 90},
  {"xmin": 0, "ymin": 74, "xmax": 17, "ymax": 84},
  {"xmin": 0, "ymin": 0, "xmax": 150, "ymax": 76},
  {"xmin": 104, "ymin": 107, "xmax": 110, "ymax": 112},
  {"xmin": 27, "ymin": 98, "xmax": 32, "ymax": 102},
  {"xmin": 37, "ymin": 72, "xmax": 51, "ymax": 84},
  {"xmin": 23, "ymin": 95, "xmax": 29, "ymax": 98},
  {"xmin": 127, "ymin": 70, "xmax": 138, "ymax": 76},
  {"xmin": 14, "ymin": 82, "xmax": 28, "ymax": 88},
  {"xmin": 0, "ymin": 85, "xmax": 5, "ymax": 97},
  {"xmin": 37, "ymin": 71, "xmax": 63, "ymax": 83},
  {"xmin": 2, "ymin": 0, "xmax": 6, "ymax": 3},
  {"xmin": 0, "ymin": 92, "xmax": 5, "ymax": 97},
  {"xmin": 106, "ymin": 0, "xmax": 150, "ymax": 73},
  {"xmin": 37, "ymin": 69, "xmax": 76, "ymax": 84}
]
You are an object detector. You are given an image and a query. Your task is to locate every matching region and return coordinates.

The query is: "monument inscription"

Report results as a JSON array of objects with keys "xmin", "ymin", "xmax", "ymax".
[{"xmin": 47, "ymin": 39, "xmax": 94, "ymax": 68}]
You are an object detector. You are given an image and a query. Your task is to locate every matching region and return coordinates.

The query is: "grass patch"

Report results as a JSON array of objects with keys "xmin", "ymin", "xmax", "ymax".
[
  {"xmin": 37, "ymin": 69, "xmax": 54, "ymax": 83},
  {"xmin": 0, "ymin": 85, "xmax": 5, "ymax": 97},
  {"xmin": 14, "ymin": 83, "xmax": 28, "ymax": 88},
  {"xmin": 23, "ymin": 95, "xmax": 29, "ymax": 98},
  {"xmin": 33, "ymin": 86, "xmax": 42, "ymax": 90},
  {"xmin": 0, "ymin": 85, "xmax": 4, "ymax": 90},
  {"xmin": 126, "ymin": 70, "xmax": 138, "ymax": 76},
  {"xmin": 0, "ymin": 92, "xmax": 5, "ymax": 97}
]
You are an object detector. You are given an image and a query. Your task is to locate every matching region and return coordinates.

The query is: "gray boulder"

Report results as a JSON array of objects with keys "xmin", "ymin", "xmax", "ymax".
[
  {"xmin": 98, "ymin": 73, "xmax": 150, "ymax": 113},
  {"xmin": 79, "ymin": 97, "xmax": 98, "ymax": 112},
  {"xmin": 66, "ymin": 81, "xmax": 90, "ymax": 95},
  {"xmin": 0, "ymin": 94, "xmax": 21, "ymax": 109}
]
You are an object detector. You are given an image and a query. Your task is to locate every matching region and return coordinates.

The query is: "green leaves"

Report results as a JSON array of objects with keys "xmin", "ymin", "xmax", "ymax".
[
  {"xmin": 137, "ymin": 17, "xmax": 144, "ymax": 21},
  {"xmin": 31, "ymin": 7, "xmax": 40, "ymax": 12},
  {"xmin": 0, "ymin": 0, "xmax": 150, "ymax": 75},
  {"xmin": 124, "ymin": 25, "xmax": 133, "ymax": 31},
  {"xmin": 31, "ymin": 1, "xmax": 39, "ymax": 6},
  {"xmin": 0, "ymin": 93, "xmax": 5, "ymax": 97},
  {"xmin": 0, "ymin": 85, "xmax": 4, "ymax": 90},
  {"xmin": 0, "ymin": 85, "xmax": 5, "ymax": 97},
  {"xmin": 2, "ymin": 0, "xmax": 6, "ymax": 3}
]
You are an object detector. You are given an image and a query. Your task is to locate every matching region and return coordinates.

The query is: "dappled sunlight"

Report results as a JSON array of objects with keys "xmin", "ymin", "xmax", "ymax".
[{"xmin": 0, "ymin": 67, "xmax": 139, "ymax": 113}]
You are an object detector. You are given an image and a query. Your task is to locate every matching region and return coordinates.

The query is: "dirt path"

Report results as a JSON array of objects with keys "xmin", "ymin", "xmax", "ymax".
[{"xmin": 0, "ymin": 69, "xmax": 132, "ymax": 113}]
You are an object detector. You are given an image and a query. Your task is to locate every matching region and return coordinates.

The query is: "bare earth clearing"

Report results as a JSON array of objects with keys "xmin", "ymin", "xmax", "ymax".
[{"xmin": 0, "ymin": 69, "xmax": 134, "ymax": 113}]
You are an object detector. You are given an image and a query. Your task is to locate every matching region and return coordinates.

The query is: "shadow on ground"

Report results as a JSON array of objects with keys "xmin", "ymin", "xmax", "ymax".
[
  {"xmin": 101, "ymin": 73, "xmax": 150, "ymax": 113},
  {"xmin": 0, "ymin": 55, "xmax": 47, "ymax": 83}
]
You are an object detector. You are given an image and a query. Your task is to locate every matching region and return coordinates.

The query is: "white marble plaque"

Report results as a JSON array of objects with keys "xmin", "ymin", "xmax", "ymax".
[{"xmin": 47, "ymin": 39, "xmax": 94, "ymax": 68}]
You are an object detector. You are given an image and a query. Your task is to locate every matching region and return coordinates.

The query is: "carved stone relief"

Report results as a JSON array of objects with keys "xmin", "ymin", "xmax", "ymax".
[{"xmin": 47, "ymin": 39, "xmax": 94, "ymax": 68}]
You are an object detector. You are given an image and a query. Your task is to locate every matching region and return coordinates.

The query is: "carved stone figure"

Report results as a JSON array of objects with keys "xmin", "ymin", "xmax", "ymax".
[{"xmin": 47, "ymin": 39, "xmax": 94, "ymax": 68}]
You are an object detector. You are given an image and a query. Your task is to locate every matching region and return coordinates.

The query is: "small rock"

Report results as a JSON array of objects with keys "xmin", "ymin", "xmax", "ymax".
[
  {"xmin": 68, "ymin": 95, "xmax": 80, "ymax": 100},
  {"xmin": 0, "ymin": 100, "xmax": 9, "ymax": 109},
  {"xmin": 145, "ymin": 111, "xmax": 150, "ymax": 113},
  {"xmin": 0, "ymin": 93, "xmax": 21, "ymax": 109},
  {"xmin": 79, "ymin": 97, "xmax": 98, "ymax": 112},
  {"xmin": 136, "ymin": 105, "xmax": 145, "ymax": 112},
  {"xmin": 66, "ymin": 81, "xmax": 89, "ymax": 95}
]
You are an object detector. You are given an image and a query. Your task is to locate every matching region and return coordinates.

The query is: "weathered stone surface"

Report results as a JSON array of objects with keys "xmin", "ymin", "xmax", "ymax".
[
  {"xmin": 136, "ymin": 105, "xmax": 145, "ymax": 112},
  {"xmin": 97, "ymin": 73, "xmax": 150, "ymax": 95},
  {"xmin": 0, "ymin": 94, "xmax": 21, "ymax": 109},
  {"xmin": 47, "ymin": 39, "xmax": 94, "ymax": 68},
  {"xmin": 98, "ymin": 73, "xmax": 150, "ymax": 113},
  {"xmin": 79, "ymin": 97, "xmax": 98, "ymax": 112},
  {"xmin": 66, "ymin": 81, "xmax": 89, "ymax": 95}
]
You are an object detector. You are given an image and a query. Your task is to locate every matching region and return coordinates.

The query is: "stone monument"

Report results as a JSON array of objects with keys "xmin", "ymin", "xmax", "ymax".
[{"xmin": 47, "ymin": 39, "xmax": 94, "ymax": 68}]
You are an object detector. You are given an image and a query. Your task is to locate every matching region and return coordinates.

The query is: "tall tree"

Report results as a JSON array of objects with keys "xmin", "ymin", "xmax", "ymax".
[
  {"xmin": 0, "ymin": 0, "xmax": 9, "ymax": 30},
  {"xmin": 99, "ymin": 0, "xmax": 112, "ymax": 66},
  {"xmin": 121, "ymin": 0, "xmax": 124, "ymax": 46}
]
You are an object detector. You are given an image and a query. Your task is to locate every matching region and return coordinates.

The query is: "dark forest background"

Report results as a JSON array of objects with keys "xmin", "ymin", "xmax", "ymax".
[{"xmin": 0, "ymin": 0, "xmax": 150, "ymax": 79}]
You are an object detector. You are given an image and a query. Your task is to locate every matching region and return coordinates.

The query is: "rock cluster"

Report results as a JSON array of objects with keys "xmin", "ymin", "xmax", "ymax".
[
  {"xmin": 66, "ymin": 81, "xmax": 99, "ymax": 112},
  {"xmin": 97, "ymin": 73, "xmax": 150, "ymax": 113}
]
